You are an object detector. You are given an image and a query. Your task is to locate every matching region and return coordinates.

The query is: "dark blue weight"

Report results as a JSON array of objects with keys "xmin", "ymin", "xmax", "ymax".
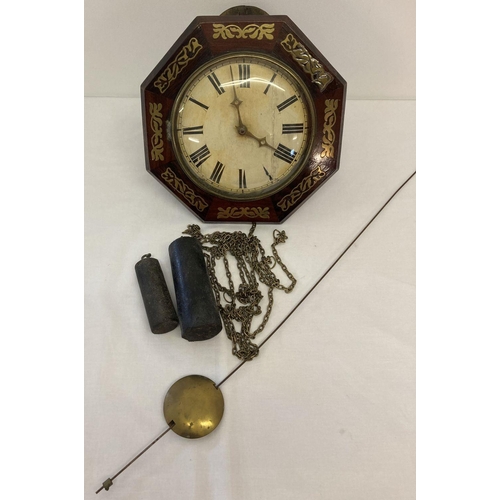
[{"xmin": 169, "ymin": 237, "xmax": 222, "ymax": 341}]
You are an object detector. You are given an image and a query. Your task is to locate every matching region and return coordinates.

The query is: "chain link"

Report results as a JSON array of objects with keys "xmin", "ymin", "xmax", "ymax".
[{"xmin": 183, "ymin": 223, "xmax": 297, "ymax": 361}]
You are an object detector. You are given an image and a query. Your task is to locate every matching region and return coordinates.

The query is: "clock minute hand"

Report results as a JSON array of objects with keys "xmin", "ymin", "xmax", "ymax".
[{"xmin": 229, "ymin": 66, "xmax": 245, "ymax": 130}]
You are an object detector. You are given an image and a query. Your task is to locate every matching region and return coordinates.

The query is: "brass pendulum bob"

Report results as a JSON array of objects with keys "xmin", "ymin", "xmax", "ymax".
[{"xmin": 164, "ymin": 375, "xmax": 224, "ymax": 439}]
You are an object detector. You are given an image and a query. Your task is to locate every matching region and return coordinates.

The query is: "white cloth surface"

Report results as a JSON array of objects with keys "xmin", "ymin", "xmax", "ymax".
[{"xmin": 85, "ymin": 98, "xmax": 415, "ymax": 499}]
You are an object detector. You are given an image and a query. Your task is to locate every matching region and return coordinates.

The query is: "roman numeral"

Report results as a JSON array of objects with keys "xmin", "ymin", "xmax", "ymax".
[
  {"xmin": 207, "ymin": 72, "xmax": 225, "ymax": 95},
  {"xmin": 282, "ymin": 123, "xmax": 304, "ymax": 134},
  {"xmin": 182, "ymin": 125, "xmax": 203, "ymax": 135},
  {"xmin": 188, "ymin": 97, "xmax": 209, "ymax": 110},
  {"xmin": 263, "ymin": 166, "xmax": 273, "ymax": 181},
  {"xmin": 264, "ymin": 73, "xmax": 277, "ymax": 95},
  {"xmin": 210, "ymin": 161, "xmax": 225, "ymax": 184},
  {"xmin": 239, "ymin": 169, "xmax": 247, "ymax": 189},
  {"xmin": 189, "ymin": 145, "xmax": 211, "ymax": 168},
  {"xmin": 239, "ymin": 64, "xmax": 250, "ymax": 88},
  {"xmin": 274, "ymin": 143, "xmax": 296, "ymax": 164},
  {"xmin": 277, "ymin": 95, "xmax": 298, "ymax": 112}
]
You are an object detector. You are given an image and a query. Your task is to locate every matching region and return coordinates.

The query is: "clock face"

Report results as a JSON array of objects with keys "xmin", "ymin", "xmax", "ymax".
[{"xmin": 171, "ymin": 53, "xmax": 315, "ymax": 201}]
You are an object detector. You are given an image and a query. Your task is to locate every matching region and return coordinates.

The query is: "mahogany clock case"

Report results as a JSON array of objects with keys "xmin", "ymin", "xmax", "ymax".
[{"xmin": 141, "ymin": 14, "xmax": 347, "ymax": 223}]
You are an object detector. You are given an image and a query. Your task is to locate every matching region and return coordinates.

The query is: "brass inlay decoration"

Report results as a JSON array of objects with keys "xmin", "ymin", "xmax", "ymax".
[
  {"xmin": 280, "ymin": 33, "xmax": 333, "ymax": 92},
  {"xmin": 217, "ymin": 207, "xmax": 270, "ymax": 219},
  {"xmin": 154, "ymin": 38, "xmax": 203, "ymax": 94},
  {"xmin": 212, "ymin": 23, "xmax": 275, "ymax": 40},
  {"xmin": 321, "ymin": 99, "xmax": 339, "ymax": 158},
  {"xmin": 277, "ymin": 166, "xmax": 326, "ymax": 211},
  {"xmin": 161, "ymin": 167, "xmax": 208, "ymax": 212},
  {"xmin": 149, "ymin": 103, "xmax": 164, "ymax": 161}
]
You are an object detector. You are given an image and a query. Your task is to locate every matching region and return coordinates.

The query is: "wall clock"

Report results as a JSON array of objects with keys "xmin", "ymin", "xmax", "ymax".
[{"xmin": 141, "ymin": 6, "xmax": 346, "ymax": 223}]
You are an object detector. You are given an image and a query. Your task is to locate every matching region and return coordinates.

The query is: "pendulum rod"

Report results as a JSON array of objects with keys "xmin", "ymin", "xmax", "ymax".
[{"xmin": 96, "ymin": 171, "xmax": 416, "ymax": 493}]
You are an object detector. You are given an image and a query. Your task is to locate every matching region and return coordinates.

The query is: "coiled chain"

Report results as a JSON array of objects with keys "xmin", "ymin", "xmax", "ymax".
[{"xmin": 183, "ymin": 223, "xmax": 297, "ymax": 361}]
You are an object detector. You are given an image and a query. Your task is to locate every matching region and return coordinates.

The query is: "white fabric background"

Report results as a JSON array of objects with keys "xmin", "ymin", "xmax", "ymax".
[{"xmin": 85, "ymin": 2, "xmax": 415, "ymax": 499}]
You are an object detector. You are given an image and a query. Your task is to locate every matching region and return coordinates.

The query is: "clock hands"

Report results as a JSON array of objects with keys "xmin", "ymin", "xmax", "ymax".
[{"xmin": 229, "ymin": 66, "xmax": 277, "ymax": 152}]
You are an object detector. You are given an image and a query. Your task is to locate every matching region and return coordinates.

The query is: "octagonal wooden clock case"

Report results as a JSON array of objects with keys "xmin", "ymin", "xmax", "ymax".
[{"xmin": 141, "ymin": 7, "xmax": 346, "ymax": 223}]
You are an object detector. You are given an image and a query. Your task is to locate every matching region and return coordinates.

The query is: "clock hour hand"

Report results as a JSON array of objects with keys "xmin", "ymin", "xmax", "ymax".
[{"xmin": 237, "ymin": 126, "xmax": 277, "ymax": 152}]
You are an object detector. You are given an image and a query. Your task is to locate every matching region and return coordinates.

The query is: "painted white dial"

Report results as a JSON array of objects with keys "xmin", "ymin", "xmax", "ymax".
[{"xmin": 172, "ymin": 53, "xmax": 314, "ymax": 200}]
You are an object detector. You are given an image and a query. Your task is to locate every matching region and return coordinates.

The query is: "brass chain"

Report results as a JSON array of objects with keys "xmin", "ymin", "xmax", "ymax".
[{"xmin": 183, "ymin": 223, "xmax": 297, "ymax": 361}]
